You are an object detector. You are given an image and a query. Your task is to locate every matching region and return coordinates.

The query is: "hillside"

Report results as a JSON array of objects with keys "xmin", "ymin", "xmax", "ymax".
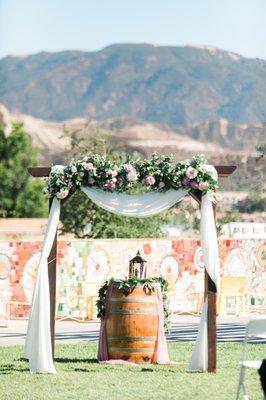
[
  {"xmin": 1, "ymin": 103, "xmax": 264, "ymax": 193},
  {"xmin": 1, "ymin": 44, "xmax": 266, "ymax": 125},
  {"xmin": 0, "ymin": 103, "xmax": 219, "ymax": 163},
  {"xmin": 2, "ymin": 102, "xmax": 264, "ymax": 160}
]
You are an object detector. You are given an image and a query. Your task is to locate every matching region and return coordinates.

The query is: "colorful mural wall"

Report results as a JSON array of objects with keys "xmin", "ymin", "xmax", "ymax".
[{"xmin": 0, "ymin": 238, "xmax": 265, "ymax": 320}]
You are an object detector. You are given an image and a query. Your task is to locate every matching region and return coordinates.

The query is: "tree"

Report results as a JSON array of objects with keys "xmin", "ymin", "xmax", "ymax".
[
  {"xmin": 171, "ymin": 200, "xmax": 241, "ymax": 237},
  {"xmin": 235, "ymin": 191, "xmax": 266, "ymax": 213},
  {"xmin": 0, "ymin": 122, "xmax": 46, "ymax": 217},
  {"xmin": 60, "ymin": 128, "xmax": 174, "ymax": 238},
  {"xmin": 256, "ymin": 144, "xmax": 266, "ymax": 160},
  {"xmin": 216, "ymin": 209, "xmax": 241, "ymax": 235},
  {"xmin": 60, "ymin": 191, "xmax": 173, "ymax": 238}
]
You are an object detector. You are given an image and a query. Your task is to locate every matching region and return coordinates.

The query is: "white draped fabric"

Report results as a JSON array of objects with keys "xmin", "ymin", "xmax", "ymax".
[
  {"xmin": 24, "ymin": 165, "xmax": 220, "ymax": 373},
  {"xmin": 81, "ymin": 187, "xmax": 188, "ymax": 217},
  {"xmin": 24, "ymin": 197, "xmax": 60, "ymax": 373},
  {"xmin": 189, "ymin": 298, "xmax": 208, "ymax": 371}
]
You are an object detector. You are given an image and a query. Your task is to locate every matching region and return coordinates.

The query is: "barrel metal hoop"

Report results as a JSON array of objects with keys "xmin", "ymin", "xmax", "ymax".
[
  {"xmin": 108, "ymin": 336, "xmax": 156, "ymax": 342},
  {"xmin": 109, "ymin": 309, "xmax": 157, "ymax": 315},
  {"xmin": 109, "ymin": 347, "xmax": 154, "ymax": 353},
  {"xmin": 109, "ymin": 296, "xmax": 156, "ymax": 303}
]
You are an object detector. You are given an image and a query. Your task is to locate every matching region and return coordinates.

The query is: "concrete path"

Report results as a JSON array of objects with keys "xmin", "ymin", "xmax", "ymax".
[{"xmin": 2, "ymin": 315, "xmax": 263, "ymax": 347}]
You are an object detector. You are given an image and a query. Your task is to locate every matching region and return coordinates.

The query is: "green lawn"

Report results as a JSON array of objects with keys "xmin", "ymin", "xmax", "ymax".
[{"xmin": 0, "ymin": 342, "xmax": 264, "ymax": 400}]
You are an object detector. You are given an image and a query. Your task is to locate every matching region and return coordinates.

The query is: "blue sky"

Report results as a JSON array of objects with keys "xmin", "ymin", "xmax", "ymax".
[{"xmin": 0, "ymin": 0, "xmax": 265, "ymax": 59}]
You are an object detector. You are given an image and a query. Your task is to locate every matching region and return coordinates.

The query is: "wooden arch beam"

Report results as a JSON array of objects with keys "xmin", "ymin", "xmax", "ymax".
[
  {"xmin": 28, "ymin": 164, "xmax": 236, "ymax": 371},
  {"xmin": 28, "ymin": 165, "xmax": 237, "ymax": 178}
]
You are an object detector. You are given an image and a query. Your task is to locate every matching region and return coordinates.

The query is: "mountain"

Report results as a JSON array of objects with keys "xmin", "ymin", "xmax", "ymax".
[{"xmin": 1, "ymin": 44, "xmax": 266, "ymax": 125}]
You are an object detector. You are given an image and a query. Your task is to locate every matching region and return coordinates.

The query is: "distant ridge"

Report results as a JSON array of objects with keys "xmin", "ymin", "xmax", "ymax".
[
  {"xmin": 1, "ymin": 102, "xmax": 264, "ymax": 192},
  {"xmin": 1, "ymin": 43, "xmax": 266, "ymax": 124},
  {"xmin": 1, "ymin": 102, "xmax": 264, "ymax": 160}
]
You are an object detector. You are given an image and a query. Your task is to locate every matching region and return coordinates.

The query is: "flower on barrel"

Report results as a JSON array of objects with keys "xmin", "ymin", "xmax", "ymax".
[{"xmin": 44, "ymin": 153, "xmax": 218, "ymax": 199}]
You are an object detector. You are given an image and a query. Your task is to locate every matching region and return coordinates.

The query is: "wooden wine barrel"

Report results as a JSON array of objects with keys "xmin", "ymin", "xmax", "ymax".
[{"xmin": 106, "ymin": 285, "xmax": 158, "ymax": 363}]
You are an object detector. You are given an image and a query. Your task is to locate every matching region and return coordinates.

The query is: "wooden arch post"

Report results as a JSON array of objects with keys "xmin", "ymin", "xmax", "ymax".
[{"xmin": 28, "ymin": 164, "xmax": 236, "ymax": 369}]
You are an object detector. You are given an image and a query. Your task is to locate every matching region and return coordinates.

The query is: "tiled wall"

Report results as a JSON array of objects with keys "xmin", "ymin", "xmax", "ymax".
[{"xmin": 0, "ymin": 238, "xmax": 265, "ymax": 319}]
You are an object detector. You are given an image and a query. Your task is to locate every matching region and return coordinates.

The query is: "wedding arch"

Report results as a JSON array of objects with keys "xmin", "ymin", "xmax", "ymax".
[{"xmin": 26, "ymin": 154, "xmax": 236, "ymax": 374}]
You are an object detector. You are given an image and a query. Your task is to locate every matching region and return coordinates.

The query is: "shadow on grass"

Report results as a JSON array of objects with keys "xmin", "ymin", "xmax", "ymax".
[
  {"xmin": 54, "ymin": 357, "xmax": 98, "ymax": 364},
  {"xmin": 138, "ymin": 365, "xmax": 203, "ymax": 375},
  {"xmin": 74, "ymin": 368, "xmax": 98, "ymax": 372},
  {"xmin": 0, "ymin": 364, "xmax": 28, "ymax": 374}
]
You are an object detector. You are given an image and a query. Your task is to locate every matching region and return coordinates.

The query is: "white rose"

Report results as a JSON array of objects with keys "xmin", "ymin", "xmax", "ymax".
[
  {"xmin": 127, "ymin": 169, "xmax": 138, "ymax": 182},
  {"xmin": 107, "ymin": 169, "xmax": 117, "ymax": 177},
  {"xmin": 185, "ymin": 166, "xmax": 198, "ymax": 179},
  {"xmin": 198, "ymin": 181, "xmax": 209, "ymax": 191},
  {"xmin": 56, "ymin": 189, "xmax": 69, "ymax": 199}
]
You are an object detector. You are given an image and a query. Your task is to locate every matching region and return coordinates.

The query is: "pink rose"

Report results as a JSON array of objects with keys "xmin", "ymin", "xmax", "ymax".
[
  {"xmin": 158, "ymin": 181, "xmax": 165, "ymax": 189},
  {"xmin": 144, "ymin": 176, "xmax": 156, "ymax": 185},
  {"xmin": 198, "ymin": 181, "xmax": 209, "ymax": 191},
  {"xmin": 123, "ymin": 164, "xmax": 134, "ymax": 173},
  {"xmin": 186, "ymin": 166, "xmax": 198, "ymax": 179},
  {"xmin": 56, "ymin": 189, "xmax": 69, "ymax": 199},
  {"xmin": 106, "ymin": 180, "xmax": 116, "ymax": 191},
  {"xmin": 84, "ymin": 162, "xmax": 94, "ymax": 171}
]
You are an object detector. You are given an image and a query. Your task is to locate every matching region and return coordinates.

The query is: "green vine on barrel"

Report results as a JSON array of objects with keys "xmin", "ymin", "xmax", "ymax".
[{"xmin": 96, "ymin": 276, "xmax": 171, "ymax": 332}]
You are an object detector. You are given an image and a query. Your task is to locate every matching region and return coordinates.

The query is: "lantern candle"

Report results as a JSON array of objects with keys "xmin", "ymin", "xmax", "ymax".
[{"xmin": 129, "ymin": 251, "xmax": 147, "ymax": 279}]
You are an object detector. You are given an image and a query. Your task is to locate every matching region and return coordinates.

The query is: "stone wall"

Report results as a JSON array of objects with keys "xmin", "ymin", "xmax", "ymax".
[{"xmin": 0, "ymin": 238, "xmax": 265, "ymax": 320}]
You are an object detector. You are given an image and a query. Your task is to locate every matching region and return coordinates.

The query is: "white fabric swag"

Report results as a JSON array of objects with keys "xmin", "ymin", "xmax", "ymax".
[{"xmin": 24, "ymin": 166, "xmax": 220, "ymax": 373}]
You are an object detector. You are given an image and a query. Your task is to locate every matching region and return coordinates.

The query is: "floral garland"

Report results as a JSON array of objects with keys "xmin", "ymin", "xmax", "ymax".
[{"xmin": 44, "ymin": 153, "xmax": 218, "ymax": 200}]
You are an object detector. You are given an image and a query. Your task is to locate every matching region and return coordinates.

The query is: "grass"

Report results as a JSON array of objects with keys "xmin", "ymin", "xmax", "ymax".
[{"xmin": 0, "ymin": 342, "xmax": 264, "ymax": 400}]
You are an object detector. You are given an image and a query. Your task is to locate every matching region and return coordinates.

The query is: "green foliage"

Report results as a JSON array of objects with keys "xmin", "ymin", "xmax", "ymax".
[
  {"xmin": 173, "ymin": 201, "xmax": 200, "ymax": 234},
  {"xmin": 62, "ymin": 126, "xmax": 118, "ymax": 161},
  {"xmin": 173, "ymin": 201, "xmax": 243, "ymax": 237},
  {"xmin": 60, "ymin": 131, "xmax": 175, "ymax": 238},
  {"xmin": 0, "ymin": 122, "xmax": 46, "ymax": 217},
  {"xmin": 96, "ymin": 276, "xmax": 171, "ymax": 331},
  {"xmin": 256, "ymin": 144, "xmax": 266, "ymax": 160},
  {"xmin": 235, "ymin": 191, "xmax": 266, "ymax": 213},
  {"xmin": 60, "ymin": 190, "xmax": 172, "ymax": 238},
  {"xmin": 216, "ymin": 209, "xmax": 241, "ymax": 235}
]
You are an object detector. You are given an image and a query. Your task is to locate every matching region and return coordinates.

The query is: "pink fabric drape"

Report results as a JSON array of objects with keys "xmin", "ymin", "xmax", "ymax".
[
  {"xmin": 97, "ymin": 284, "xmax": 170, "ymax": 364},
  {"xmin": 97, "ymin": 284, "xmax": 113, "ymax": 362},
  {"xmin": 151, "ymin": 284, "xmax": 170, "ymax": 364}
]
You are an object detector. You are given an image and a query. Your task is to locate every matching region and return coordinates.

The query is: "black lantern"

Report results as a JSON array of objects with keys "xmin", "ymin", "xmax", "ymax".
[{"xmin": 129, "ymin": 250, "xmax": 147, "ymax": 279}]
